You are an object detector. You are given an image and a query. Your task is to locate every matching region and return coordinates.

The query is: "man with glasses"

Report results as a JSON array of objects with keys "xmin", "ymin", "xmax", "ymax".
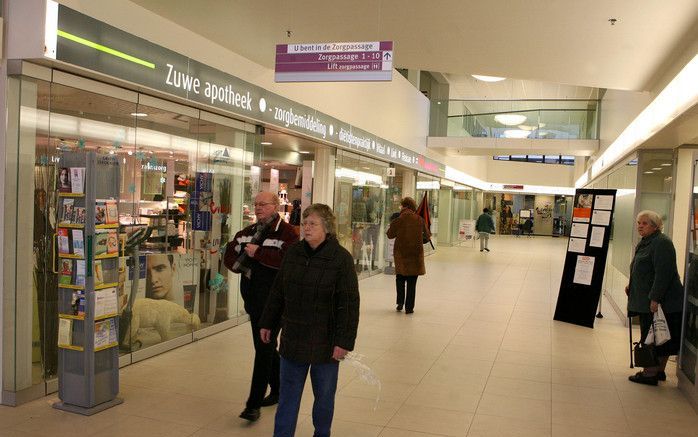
[{"xmin": 224, "ymin": 191, "xmax": 298, "ymax": 422}]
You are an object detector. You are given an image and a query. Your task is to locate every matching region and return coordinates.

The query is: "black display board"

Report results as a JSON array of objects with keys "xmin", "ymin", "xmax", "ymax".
[{"xmin": 554, "ymin": 189, "xmax": 617, "ymax": 328}]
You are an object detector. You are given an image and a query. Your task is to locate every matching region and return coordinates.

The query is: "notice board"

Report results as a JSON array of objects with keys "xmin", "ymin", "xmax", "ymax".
[{"xmin": 554, "ymin": 189, "xmax": 617, "ymax": 328}]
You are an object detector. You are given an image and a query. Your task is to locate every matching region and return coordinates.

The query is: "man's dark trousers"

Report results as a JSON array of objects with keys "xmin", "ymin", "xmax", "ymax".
[{"xmin": 246, "ymin": 313, "xmax": 280, "ymax": 409}]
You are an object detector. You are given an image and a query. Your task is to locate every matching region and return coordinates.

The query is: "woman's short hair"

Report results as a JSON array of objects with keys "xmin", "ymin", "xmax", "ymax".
[
  {"xmin": 302, "ymin": 203, "xmax": 336, "ymax": 236},
  {"xmin": 401, "ymin": 197, "xmax": 417, "ymax": 211},
  {"xmin": 483, "ymin": 208, "xmax": 489, "ymax": 213},
  {"xmin": 637, "ymin": 210, "xmax": 663, "ymax": 231}
]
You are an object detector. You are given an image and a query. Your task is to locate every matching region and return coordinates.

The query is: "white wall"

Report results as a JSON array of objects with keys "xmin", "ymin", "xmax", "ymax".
[
  {"xmin": 486, "ymin": 160, "xmax": 575, "ymax": 187},
  {"xmin": 440, "ymin": 155, "xmax": 489, "ymax": 181},
  {"xmin": 598, "ymin": 89, "xmax": 651, "ymax": 156},
  {"xmin": 57, "ymin": 0, "xmax": 430, "ymax": 155}
]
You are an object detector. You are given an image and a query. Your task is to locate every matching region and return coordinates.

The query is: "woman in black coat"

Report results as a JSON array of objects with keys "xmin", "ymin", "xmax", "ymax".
[{"xmin": 260, "ymin": 203, "xmax": 360, "ymax": 437}]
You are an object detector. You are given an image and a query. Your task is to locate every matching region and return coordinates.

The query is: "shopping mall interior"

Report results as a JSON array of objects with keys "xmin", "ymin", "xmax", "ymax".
[{"xmin": 1, "ymin": 0, "xmax": 698, "ymax": 435}]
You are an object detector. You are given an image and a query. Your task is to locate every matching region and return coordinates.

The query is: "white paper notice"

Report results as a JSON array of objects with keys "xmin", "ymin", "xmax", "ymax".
[
  {"xmin": 573, "ymin": 255, "xmax": 595, "ymax": 285},
  {"xmin": 589, "ymin": 226, "xmax": 605, "ymax": 248},
  {"xmin": 94, "ymin": 287, "xmax": 118, "ymax": 318},
  {"xmin": 570, "ymin": 222, "xmax": 589, "ymax": 238},
  {"xmin": 591, "ymin": 210, "xmax": 611, "ymax": 226},
  {"xmin": 594, "ymin": 195, "xmax": 614, "ymax": 210},
  {"xmin": 568, "ymin": 237, "xmax": 586, "ymax": 253}
]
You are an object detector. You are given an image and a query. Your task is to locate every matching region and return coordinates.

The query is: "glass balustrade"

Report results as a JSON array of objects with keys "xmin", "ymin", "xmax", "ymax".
[{"xmin": 430, "ymin": 99, "xmax": 599, "ymax": 140}]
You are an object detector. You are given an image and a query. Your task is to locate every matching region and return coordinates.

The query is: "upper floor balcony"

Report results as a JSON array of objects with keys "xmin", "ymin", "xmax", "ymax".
[{"xmin": 427, "ymin": 99, "xmax": 600, "ymax": 157}]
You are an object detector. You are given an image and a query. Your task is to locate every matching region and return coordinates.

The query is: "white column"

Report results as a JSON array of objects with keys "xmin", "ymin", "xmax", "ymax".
[
  {"xmin": 312, "ymin": 147, "xmax": 335, "ymax": 205},
  {"xmin": 402, "ymin": 170, "xmax": 416, "ymax": 199}
]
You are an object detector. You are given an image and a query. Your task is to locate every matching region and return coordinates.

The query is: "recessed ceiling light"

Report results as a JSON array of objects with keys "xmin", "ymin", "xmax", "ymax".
[
  {"xmin": 109, "ymin": 150, "xmax": 115, "ymax": 155},
  {"xmin": 495, "ymin": 114, "xmax": 527, "ymax": 125},
  {"xmin": 299, "ymin": 151, "xmax": 310, "ymax": 154},
  {"xmin": 127, "ymin": 151, "xmax": 133, "ymax": 156},
  {"xmin": 130, "ymin": 112, "xmax": 148, "ymax": 117},
  {"xmin": 261, "ymin": 141, "xmax": 272, "ymax": 145},
  {"xmin": 644, "ymin": 171, "xmax": 654, "ymax": 174},
  {"xmin": 651, "ymin": 167, "xmax": 662, "ymax": 171},
  {"xmin": 660, "ymin": 163, "xmax": 672, "ymax": 166},
  {"xmin": 472, "ymin": 75, "xmax": 506, "ymax": 82}
]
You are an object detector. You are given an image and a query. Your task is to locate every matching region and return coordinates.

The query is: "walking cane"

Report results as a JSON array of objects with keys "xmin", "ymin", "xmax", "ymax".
[{"xmin": 628, "ymin": 316, "xmax": 634, "ymax": 369}]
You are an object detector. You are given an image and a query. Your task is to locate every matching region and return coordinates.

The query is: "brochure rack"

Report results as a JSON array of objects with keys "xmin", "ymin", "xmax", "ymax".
[{"xmin": 54, "ymin": 151, "xmax": 123, "ymax": 415}]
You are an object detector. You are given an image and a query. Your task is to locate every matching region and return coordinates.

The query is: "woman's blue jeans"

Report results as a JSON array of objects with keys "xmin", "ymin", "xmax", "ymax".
[{"xmin": 274, "ymin": 356, "xmax": 339, "ymax": 437}]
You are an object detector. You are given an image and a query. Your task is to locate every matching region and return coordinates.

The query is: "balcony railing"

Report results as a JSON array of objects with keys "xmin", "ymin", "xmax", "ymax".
[{"xmin": 429, "ymin": 99, "xmax": 599, "ymax": 140}]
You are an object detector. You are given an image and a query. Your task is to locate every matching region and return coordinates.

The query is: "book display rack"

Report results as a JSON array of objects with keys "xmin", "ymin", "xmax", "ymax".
[{"xmin": 54, "ymin": 151, "xmax": 123, "ymax": 415}]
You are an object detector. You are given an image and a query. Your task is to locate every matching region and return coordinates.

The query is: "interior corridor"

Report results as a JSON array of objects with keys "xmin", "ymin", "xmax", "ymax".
[{"xmin": 1, "ymin": 236, "xmax": 697, "ymax": 436}]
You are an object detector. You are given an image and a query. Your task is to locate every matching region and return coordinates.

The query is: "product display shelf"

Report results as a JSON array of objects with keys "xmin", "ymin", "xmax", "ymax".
[
  {"xmin": 54, "ymin": 151, "xmax": 123, "ymax": 416},
  {"xmin": 59, "ymin": 223, "xmax": 85, "ymax": 229}
]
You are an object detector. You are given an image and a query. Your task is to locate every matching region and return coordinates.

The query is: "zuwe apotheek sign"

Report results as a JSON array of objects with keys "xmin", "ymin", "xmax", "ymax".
[
  {"xmin": 275, "ymin": 41, "xmax": 393, "ymax": 82},
  {"xmin": 42, "ymin": 5, "xmax": 441, "ymax": 176}
]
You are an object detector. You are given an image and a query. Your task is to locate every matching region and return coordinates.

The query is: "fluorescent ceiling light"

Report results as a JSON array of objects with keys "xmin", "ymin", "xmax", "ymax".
[
  {"xmin": 299, "ymin": 151, "xmax": 310, "ymax": 154},
  {"xmin": 472, "ymin": 75, "xmax": 506, "ymax": 82},
  {"xmin": 661, "ymin": 163, "xmax": 672, "ymax": 166},
  {"xmin": 518, "ymin": 125, "xmax": 535, "ymax": 131},
  {"xmin": 416, "ymin": 181, "xmax": 440, "ymax": 190},
  {"xmin": 581, "ymin": 53, "xmax": 698, "ymax": 186},
  {"xmin": 261, "ymin": 141, "xmax": 272, "ymax": 145},
  {"xmin": 503, "ymin": 129, "xmax": 530, "ymax": 139},
  {"xmin": 644, "ymin": 171, "xmax": 654, "ymax": 174},
  {"xmin": 495, "ymin": 114, "xmax": 527, "ymax": 125},
  {"xmin": 651, "ymin": 167, "xmax": 662, "ymax": 170},
  {"xmin": 130, "ymin": 112, "xmax": 148, "ymax": 117}
]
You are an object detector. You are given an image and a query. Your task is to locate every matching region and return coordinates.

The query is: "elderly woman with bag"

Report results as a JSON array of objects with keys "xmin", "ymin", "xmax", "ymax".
[
  {"xmin": 386, "ymin": 197, "xmax": 426, "ymax": 314},
  {"xmin": 626, "ymin": 210, "xmax": 684, "ymax": 385}
]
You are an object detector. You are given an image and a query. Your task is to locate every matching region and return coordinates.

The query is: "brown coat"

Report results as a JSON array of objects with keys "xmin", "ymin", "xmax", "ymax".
[{"xmin": 386, "ymin": 209, "xmax": 426, "ymax": 276}]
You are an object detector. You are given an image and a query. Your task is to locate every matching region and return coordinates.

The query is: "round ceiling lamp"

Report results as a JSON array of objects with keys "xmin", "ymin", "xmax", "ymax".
[
  {"xmin": 503, "ymin": 129, "xmax": 531, "ymax": 139},
  {"xmin": 495, "ymin": 114, "xmax": 527, "ymax": 125},
  {"xmin": 472, "ymin": 75, "xmax": 506, "ymax": 82}
]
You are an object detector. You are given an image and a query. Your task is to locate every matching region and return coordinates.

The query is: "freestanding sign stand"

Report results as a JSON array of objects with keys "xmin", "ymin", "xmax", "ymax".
[
  {"xmin": 53, "ymin": 151, "xmax": 123, "ymax": 415},
  {"xmin": 554, "ymin": 189, "xmax": 617, "ymax": 328}
]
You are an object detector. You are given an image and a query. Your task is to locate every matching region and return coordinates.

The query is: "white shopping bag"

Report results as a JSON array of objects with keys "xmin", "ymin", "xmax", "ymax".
[{"xmin": 645, "ymin": 304, "xmax": 671, "ymax": 346}]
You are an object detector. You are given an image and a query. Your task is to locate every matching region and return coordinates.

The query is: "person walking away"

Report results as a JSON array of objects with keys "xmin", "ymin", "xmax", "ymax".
[
  {"xmin": 523, "ymin": 217, "xmax": 534, "ymax": 237},
  {"xmin": 626, "ymin": 210, "xmax": 684, "ymax": 385},
  {"xmin": 224, "ymin": 191, "xmax": 299, "ymax": 421},
  {"xmin": 476, "ymin": 208, "xmax": 495, "ymax": 252},
  {"xmin": 386, "ymin": 197, "xmax": 426, "ymax": 314},
  {"xmin": 260, "ymin": 203, "xmax": 360, "ymax": 437}
]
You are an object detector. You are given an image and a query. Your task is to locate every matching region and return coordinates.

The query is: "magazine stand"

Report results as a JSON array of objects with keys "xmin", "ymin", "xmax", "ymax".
[{"xmin": 53, "ymin": 151, "xmax": 123, "ymax": 415}]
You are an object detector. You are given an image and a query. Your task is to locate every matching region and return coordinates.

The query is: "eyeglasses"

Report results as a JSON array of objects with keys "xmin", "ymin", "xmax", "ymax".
[{"xmin": 254, "ymin": 202, "xmax": 275, "ymax": 208}]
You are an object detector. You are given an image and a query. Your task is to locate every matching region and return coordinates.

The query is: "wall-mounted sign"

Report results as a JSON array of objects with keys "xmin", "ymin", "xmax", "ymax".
[
  {"xmin": 503, "ymin": 184, "xmax": 524, "ymax": 190},
  {"xmin": 42, "ymin": 6, "xmax": 442, "ymax": 177},
  {"xmin": 275, "ymin": 41, "xmax": 393, "ymax": 82}
]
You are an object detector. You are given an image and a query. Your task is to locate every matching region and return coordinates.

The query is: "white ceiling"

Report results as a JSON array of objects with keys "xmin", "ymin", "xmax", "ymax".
[
  {"xmin": 131, "ymin": 0, "xmax": 698, "ymax": 92},
  {"xmin": 446, "ymin": 76, "xmax": 599, "ymax": 100}
]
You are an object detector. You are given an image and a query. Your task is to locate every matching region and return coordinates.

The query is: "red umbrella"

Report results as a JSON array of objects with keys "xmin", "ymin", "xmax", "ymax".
[{"xmin": 416, "ymin": 193, "xmax": 435, "ymax": 249}]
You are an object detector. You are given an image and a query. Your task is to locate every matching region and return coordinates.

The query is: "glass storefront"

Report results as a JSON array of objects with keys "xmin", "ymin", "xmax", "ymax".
[
  {"xmin": 5, "ymin": 73, "xmax": 252, "ymax": 394},
  {"xmin": 483, "ymin": 192, "xmax": 571, "ymax": 236},
  {"xmin": 334, "ymin": 150, "xmax": 390, "ymax": 279},
  {"xmin": 451, "ymin": 186, "xmax": 480, "ymax": 245}
]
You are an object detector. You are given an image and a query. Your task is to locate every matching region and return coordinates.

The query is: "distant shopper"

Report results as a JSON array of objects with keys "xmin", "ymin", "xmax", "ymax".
[
  {"xmin": 476, "ymin": 208, "xmax": 495, "ymax": 252},
  {"xmin": 523, "ymin": 217, "xmax": 534, "ymax": 237},
  {"xmin": 386, "ymin": 197, "xmax": 426, "ymax": 314},
  {"xmin": 260, "ymin": 203, "xmax": 360, "ymax": 437},
  {"xmin": 626, "ymin": 210, "xmax": 683, "ymax": 386}
]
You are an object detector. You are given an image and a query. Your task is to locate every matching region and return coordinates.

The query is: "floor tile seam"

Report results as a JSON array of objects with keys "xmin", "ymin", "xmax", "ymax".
[{"xmin": 380, "ymin": 424, "xmax": 454, "ymax": 436}]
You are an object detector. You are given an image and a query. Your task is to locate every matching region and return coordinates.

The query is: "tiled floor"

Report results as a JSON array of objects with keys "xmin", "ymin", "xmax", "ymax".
[{"xmin": 3, "ymin": 236, "xmax": 698, "ymax": 436}]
